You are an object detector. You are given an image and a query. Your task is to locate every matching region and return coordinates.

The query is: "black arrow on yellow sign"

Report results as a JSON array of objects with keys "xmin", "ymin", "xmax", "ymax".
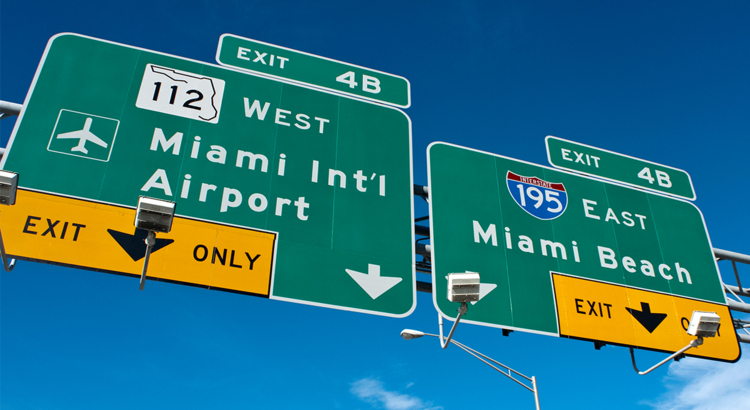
[
  {"xmin": 626, "ymin": 302, "xmax": 668, "ymax": 333},
  {"xmin": 107, "ymin": 229, "xmax": 174, "ymax": 261}
]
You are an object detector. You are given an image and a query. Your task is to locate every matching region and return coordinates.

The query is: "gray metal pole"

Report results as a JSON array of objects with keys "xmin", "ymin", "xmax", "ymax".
[
  {"xmin": 714, "ymin": 248, "xmax": 750, "ymax": 264},
  {"xmin": 437, "ymin": 305, "xmax": 467, "ymax": 349},
  {"xmin": 725, "ymin": 285, "xmax": 750, "ymax": 298},
  {"xmin": 630, "ymin": 338, "xmax": 704, "ymax": 375},
  {"xmin": 139, "ymin": 231, "xmax": 156, "ymax": 290},
  {"xmin": 728, "ymin": 299, "xmax": 750, "ymax": 314},
  {"xmin": 409, "ymin": 331, "xmax": 541, "ymax": 408},
  {"xmin": 532, "ymin": 376, "xmax": 541, "ymax": 410},
  {"xmin": 0, "ymin": 101, "xmax": 22, "ymax": 118},
  {"xmin": 413, "ymin": 184, "xmax": 429, "ymax": 200},
  {"xmin": 416, "ymin": 243, "xmax": 431, "ymax": 258},
  {"xmin": 0, "ymin": 218, "xmax": 17, "ymax": 271}
]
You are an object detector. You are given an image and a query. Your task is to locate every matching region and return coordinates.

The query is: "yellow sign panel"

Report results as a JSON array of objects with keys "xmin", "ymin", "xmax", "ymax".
[
  {"xmin": 553, "ymin": 273, "xmax": 740, "ymax": 362},
  {"xmin": 3, "ymin": 189, "xmax": 277, "ymax": 296}
]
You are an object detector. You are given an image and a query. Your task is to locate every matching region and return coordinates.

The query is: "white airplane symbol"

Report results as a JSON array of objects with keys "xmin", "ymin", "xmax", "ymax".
[{"xmin": 55, "ymin": 117, "xmax": 108, "ymax": 154}]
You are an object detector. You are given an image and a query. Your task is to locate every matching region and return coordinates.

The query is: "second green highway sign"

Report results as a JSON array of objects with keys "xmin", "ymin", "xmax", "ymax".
[{"xmin": 428, "ymin": 142, "xmax": 724, "ymax": 336}]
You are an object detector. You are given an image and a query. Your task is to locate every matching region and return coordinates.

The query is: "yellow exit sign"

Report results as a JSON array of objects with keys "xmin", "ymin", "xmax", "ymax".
[
  {"xmin": 553, "ymin": 273, "xmax": 739, "ymax": 362},
  {"xmin": 5, "ymin": 189, "xmax": 277, "ymax": 296}
]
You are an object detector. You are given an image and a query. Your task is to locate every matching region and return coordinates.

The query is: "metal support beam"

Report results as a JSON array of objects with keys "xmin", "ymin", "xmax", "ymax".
[
  {"xmin": 438, "ymin": 305, "xmax": 467, "ymax": 349},
  {"xmin": 728, "ymin": 299, "xmax": 750, "ymax": 314},
  {"xmin": 0, "ymin": 219, "xmax": 17, "ymax": 271},
  {"xmin": 416, "ymin": 281, "xmax": 432, "ymax": 293},
  {"xmin": 738, "ymin": 333, "xmax": 750, "ymax": 344},
  {"xmin": 415, "ymin": 224, "xmax": 430, "ymax": 237},
  {"xmin": 416, "ymin": 243, "xmax": 431, "ymax": 259},
  {"xmin": 413, "ymin": 184, "xmax": 429, "ymax": 200},
  {"xmin": 732, "ymin": 260, "xmax": 743, "ymax": 293},
  {"xmin": 400, "ymin": 328, "xmax": 541, "ymax": 409},
  {"xmin": 0, "ymin": 101, "xmax": 22, "ymax": 119},
  {"xmin": 715, "ymin": 248, "xmax": 750, "ymax": 318},
  {"xmin": 630, "ymin": 338, "xmax": 704, "ymax": 375},
  {"xmin": 714, "ymin": 248, "xmax": 750, "ymax": 264},
  {"xmin": 725, "ymin": 284, "xmax": 750, "ymax": 298}
]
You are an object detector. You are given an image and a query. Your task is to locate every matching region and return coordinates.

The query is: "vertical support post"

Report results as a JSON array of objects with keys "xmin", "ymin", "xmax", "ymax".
[
  {"xmin": 532, "ymin": 376, "xmax": 541, "ymax": 410},
  {"xmin": 139, "ymin": 231, "xmax": 156, "ymax": 291},
  {"xmin": 438, "ymin": 302, "xmax": 468, "ymax": 349},
  {"xmin": 134, "ymin": 196, "xmax": 175, "ymax": 290},
  {"xmin": 0, "ymin": 216, "xmax": 16, "ymax": 272},
  {"xmin": 0, "ymin": 170, "xmax": 19, "ymax": 271},
  {"xmin": 732, "ymin": 260, "xmax": 743, "ymax": 293}
]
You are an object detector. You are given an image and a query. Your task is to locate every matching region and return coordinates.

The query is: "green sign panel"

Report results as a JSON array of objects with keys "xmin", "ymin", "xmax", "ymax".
[
  {"xmin": 428, "ymin": 143, "xmax": 728, "ymax": 349},
  {"xmin": 546, "ymin": 136, "xmax": 696, "ymax": 200},
  {"xmin": 2, "ymin": 33, "xmax": 416, "ymax": 317},
  {"xmin": 216, "ymin": 34, "xmax": 410, "ymax": 108}
]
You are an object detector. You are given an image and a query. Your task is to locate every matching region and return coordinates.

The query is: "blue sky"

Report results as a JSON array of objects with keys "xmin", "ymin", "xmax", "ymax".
[{"xmin": 2, "ymin": 1, "xmax": 749, "ymax": 409}]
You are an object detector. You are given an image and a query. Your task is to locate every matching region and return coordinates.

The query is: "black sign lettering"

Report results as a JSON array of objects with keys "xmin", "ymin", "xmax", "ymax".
[
  {"xmin": 575, "ymin": 298, "xmax": 585, "ymax": 314},
  {"xmin": 229, "ymin": 250, "xmax": 242, "ymax": 268},
  {"xmin": 245, "ymin": 253, "xmax": 260, "ymax": 270},
  {"xmin": 71, "ymin": 223, "xmax": 86, "ymax": 241},
  {"xmin": 588, "ymin": 300, "xmax": 598, "ymax": 316},
  {"xmin": 212, "ymin": 247, "xmax": 227, "ymax": 265},
  {"xmin": 194, "ymin": 244, "xmax": 208, "ymax": 261},
  {"xmin": 23, "ymin": 215, "xmax": 41, "ymax": 234},
  {"xmin": 42, "ymin": 219, "xmax": 60, "ymax": 237}
]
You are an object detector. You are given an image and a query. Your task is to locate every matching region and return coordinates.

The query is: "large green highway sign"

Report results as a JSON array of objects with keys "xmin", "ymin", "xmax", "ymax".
[
  {"xmin": 428, "ymin": 142, "xmax": 739, "ymax": 362},
  {"xmin": 546, "ymin": 136, "xmax": 696, "ymax": 200},
  {"xmin": 2, "ymin": 33, "xmax": 416, "ymax": 317},
  {"xmin": 216, "ymin": 34, "xmax": 411, "ymax": 108}
]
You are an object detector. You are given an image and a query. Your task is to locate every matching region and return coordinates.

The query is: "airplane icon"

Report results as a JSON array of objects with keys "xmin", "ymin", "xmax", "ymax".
[{"xmin": 55, "ymin": 117, "xmax": 108, "ymax": 154}]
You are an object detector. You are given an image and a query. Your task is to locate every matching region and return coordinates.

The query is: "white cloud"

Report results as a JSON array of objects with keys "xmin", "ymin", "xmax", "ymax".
[
  {"xmin": 647, "ymin": 344, "xmax": 750, "ymax": 410},
  {"xmin": 350, "ymin": 378, "xmax": 442, "ymax": 410}
]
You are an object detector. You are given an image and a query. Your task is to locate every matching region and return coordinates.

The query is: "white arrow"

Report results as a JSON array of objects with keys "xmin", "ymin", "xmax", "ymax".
[
  {"xmin": 346, "ymin": 264, "xmax": 403, "ymax": 300},
  {"xmin": 470, "ymin": 283, "xmax": 497, "ymax": 305}
]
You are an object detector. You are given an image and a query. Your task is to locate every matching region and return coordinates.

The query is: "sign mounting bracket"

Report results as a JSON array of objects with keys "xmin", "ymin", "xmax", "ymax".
[
  {"xmin": 629, "ymin": 337, "xmax": 703, "ymax": 375},
  {"xmin": 134, "ymin": 196, "xmax": 176, "ymax": 290},
  {"xmin": 0, "ymin": 170, "xmax": 19, "ymax": 272}
]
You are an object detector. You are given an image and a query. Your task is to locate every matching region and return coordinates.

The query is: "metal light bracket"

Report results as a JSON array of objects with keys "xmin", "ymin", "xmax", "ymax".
[
  {"xmin": 0, "ymin": 170, "xmax": 18, "ymax": 272},
  {"xmin": 134, "ymin": 196, "xmax": 175, "ymax": 290},
  {"xmin": 438, "ymin": 302, "xmax": 468, "ymax": 349},
  {"xmin": 438, "ymin": 272, "xmax": 482, "ymax": 347},
  {"xmin": 629, "ymin": 310, "xmax": 719, "ymax": 375},
  {"xmin": 630, "ymin": 338, "xmax": 703, "ymax": 375}
]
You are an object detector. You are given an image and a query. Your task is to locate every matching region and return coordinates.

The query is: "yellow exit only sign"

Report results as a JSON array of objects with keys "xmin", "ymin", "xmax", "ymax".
[
  {"xmin": 4, "ymin": 189, "xmax": 277, "ymax": 296},
  {"xmin": 553, "ymin": 273, "xmax": 739, "ymax": 362}
]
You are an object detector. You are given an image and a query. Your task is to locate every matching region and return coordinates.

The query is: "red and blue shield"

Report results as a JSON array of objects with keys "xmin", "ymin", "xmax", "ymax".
[{"xmin": 507, "ymin": 171, "xmax": 567, "ymax": 220}]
